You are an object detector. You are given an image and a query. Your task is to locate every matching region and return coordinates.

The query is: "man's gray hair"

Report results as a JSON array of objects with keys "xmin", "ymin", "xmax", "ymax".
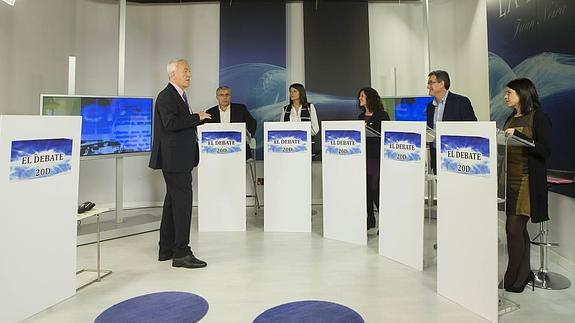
[
  {"xmin": 167, "ymin": 59, "xmax": 188, "ymax": 78},
  {"xmin": 216, "ymin": 86, "xmax": 231, "ymax": 95}
]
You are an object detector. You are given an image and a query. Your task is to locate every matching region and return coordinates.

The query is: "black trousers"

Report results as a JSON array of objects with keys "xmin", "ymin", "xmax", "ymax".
[
  {"xmin": 366, "ymin": 175, "xmax": 380, "ymax": 223},
  {"xmin": 159, "ymin": 171, "xmax": 193, "ymax": 258},
  {"xmin": 429, "ymin": 143, "xmax": 437, "ymax": 174},
  {"xmin": 504, "ymin": 213, "xmax": 531, "ymax": 288}
]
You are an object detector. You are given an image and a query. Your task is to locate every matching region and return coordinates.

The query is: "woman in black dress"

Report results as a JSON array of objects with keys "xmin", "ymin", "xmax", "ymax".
[
  {"xmin": 357, "ymin": 87, "xmax": 390, "ymax": 230},
  {"xmin": 502, "ymin": 78, "xmax": 552, "ymax": 293}
]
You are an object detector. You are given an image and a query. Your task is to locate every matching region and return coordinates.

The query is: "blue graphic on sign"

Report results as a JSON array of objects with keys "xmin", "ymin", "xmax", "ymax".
[
  {"xmin": 10, "ymin": 138, "xmax": 74, "ymax": 181},
  {"xmin": 201, "ymin": 131, "xmax": 242, "ymax": 154},
  {"xmin": 383, "ymin": 131, "xmax": 422, "ymax": 162},
  {"xmin": 324, "ymin": 130, "xmax": 362, "ymax": 156},
  {"xmin": 267, "ymin": 130, "xmax": 308, "ymax": 153},
  {"xmin": 440, "ymin": 135, "xmax": 490, "ymax": 176}
]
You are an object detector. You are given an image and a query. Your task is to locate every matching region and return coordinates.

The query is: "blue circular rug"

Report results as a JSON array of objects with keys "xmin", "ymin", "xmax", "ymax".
[
  {"xmin": 94, "ymin": 291, "xmax": 208, "ymax": 323},
  {"xmin": 253, "ymin": 300, "xmax": 364, "ymax": 323}
]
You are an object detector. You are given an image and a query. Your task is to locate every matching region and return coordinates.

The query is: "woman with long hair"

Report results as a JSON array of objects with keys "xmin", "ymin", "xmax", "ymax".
[
  {"xmin": 358, "ymin": 87, "xmax": 390, "ymax": 230},
  {"xmin": 502, "ymin": 78, "xmax": 552, "ymax": 293},
  {"xmin": 279, "ymin": 83, "xmax": 319, "ymax": 136}
]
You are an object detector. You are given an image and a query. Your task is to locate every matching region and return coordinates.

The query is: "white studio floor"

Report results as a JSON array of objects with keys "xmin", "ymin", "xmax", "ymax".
[{"xmin": 26, "ymin": 206, "xmax": 575, "ymax": 323}]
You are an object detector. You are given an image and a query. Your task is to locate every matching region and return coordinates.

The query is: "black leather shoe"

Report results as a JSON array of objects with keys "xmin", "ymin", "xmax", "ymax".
[
  {"xmin": 172, "ymin": 255, "xmax": 207, "ymax": 269},
  {"xmin": 158, "ymin": 252, "xmax": 173, "ymax": 262}
]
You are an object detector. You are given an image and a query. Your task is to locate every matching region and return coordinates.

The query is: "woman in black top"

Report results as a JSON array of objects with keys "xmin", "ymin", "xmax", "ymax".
[
  {"xmin": 502, "ymin": 78, "xmax": 552, "ymax": 293},
  {"xmin": 357, "ymin": 87, "xmax": 390, "ymax": 229}
]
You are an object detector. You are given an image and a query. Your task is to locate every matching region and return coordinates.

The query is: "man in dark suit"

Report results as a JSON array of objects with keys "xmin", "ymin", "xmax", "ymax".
[
  {"xmin": 149, "ymin": 59, "xmax": 211, "ymax": 269},
  {"xmin": 204, "ymin": 86, "xmax": 257, "ymax": 159},
  {"xmin": 426, "ymin": 70, "xmax": 477, "ymax": 173}
]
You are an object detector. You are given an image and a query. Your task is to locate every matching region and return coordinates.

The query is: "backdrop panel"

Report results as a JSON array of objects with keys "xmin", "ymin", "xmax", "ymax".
[
  {"xmin": 304, "ymin": 1, "xmax": 371, "ymax": 122},
  {"xmin": 487, "ymin": 0, "xmax": 575, "ymax": 172},
  {"xmin": 220, "ymin": 2, "xmax": 287, "ymax": 160}
]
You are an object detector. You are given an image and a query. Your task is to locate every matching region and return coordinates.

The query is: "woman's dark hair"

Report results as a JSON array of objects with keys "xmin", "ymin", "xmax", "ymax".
[
  {"xmin": 289, "ymin": 83, "xmax": 309, "ymax": 109},
  {"xmin": 506, "ymin": 78, "xmax": 541, "ymax": 115},
  {"xmin": 357, "ymin": 87, "xmax": 384, "ymax": 113}
]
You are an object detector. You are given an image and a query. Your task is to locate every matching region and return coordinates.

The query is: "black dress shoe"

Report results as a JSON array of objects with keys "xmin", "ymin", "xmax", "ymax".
[
  {"xmin": 172, "ymin": 255, "xmax": 207, "ymax": 269},
  {"xmin": 158, "ymin": 252, "xmax": 173, "ymax": 262}
]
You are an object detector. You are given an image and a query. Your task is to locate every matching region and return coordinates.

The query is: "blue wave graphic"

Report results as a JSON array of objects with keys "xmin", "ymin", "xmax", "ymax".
[
  {"xmin": 268, "ymin": 130, "xmax": 307, "ymax": 142},
  {"xmin": 489, "ymin": 51, "xmax": 575, "ymax": 171},
  {"xmin": 10, "ymin": 138, "xmax": 73, "ymax": 181},
  {"xmin": 489, "ymin": 52, "xmax": 575, "ymax": 127},
  {"xmin": 268, "ymin": 143, "xmax": 307, "ymax": 154},
  {"xmin": 383, "ymin": 132, "xmax": 421, "ymax": 162},
  {"xmin": 11, "ymin": 138, "xmax": 72, "ymax": 161},
  {"xmin": 325, "ymin": 130, "xmax": 361, "ymax": 143},
  {"xmin": 220, "ymin": 63, "xmax": 287, "ymax": 110},
  {"xmin": 324, "ymin": 130, "xmax": 362, "ymax": 156},
  {"xmin": 10, "ymin": 162, "xmax": 72, "ymax": 181},
  {"xmin": 201, "ymin": 131, "xmax": 242, "ymax": 155},
  {"xmin": 201, "ymin": 131, "xmax": 242, "ymax": 143},
  {"xmin": 440, "ymin": 135, "xmax": 490, "ymax": 176},
  {"xmin": 202, "ymin": 145, "xmax": 242, "ymax": 155},
  {"xmin": 267, "ymin": 130, "xmax": 308, "ymax": 153},
  {"xmin": 384, "ymin": 132, "xmax": 421, "ymax": 149}
]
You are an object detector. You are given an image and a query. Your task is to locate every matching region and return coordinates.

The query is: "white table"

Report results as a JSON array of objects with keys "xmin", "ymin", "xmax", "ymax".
[{"xmin": 76, "ymin": 208, "xmax": 112, "ymax": 290}]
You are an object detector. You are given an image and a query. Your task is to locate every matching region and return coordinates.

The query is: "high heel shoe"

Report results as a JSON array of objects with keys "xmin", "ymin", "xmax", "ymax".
[
  {"xmin": 527, "ymin": 271, "xmax": 535, "ymax": 291},
  {"xmin": 505, "ymin": 271, "xmax": 535, "ymax": 293}
]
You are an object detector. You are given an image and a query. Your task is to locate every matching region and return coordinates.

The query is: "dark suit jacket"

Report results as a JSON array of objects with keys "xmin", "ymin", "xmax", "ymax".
[
  {"xmin": 359, "ymin": 109, "xmax": 391, "ymax": 160},
  {"xmin": 204, "ymin": 103, "xmax": 257, "ymax": 159},
  {"xmin": 426, "ymin": 91, "xmax": 477, "ymax": 129},
  {"xmin": 204, "ymin": 103, "xmax": 257, "ymax": 138},
  {"xmin": 149, "ymin": 83, "xmax": 201, "ymax": 172},
  {"xmin": 504, "ymin": 109, "xmax": 552, "ymax": 223}
]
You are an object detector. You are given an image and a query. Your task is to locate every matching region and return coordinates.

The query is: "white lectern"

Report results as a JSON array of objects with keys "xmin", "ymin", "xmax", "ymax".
[
  {"xmin": 0, "ymin": 116, "xmax": 81, "ymax": 323},
  {"xmin": 379, "ymin": 121, "xmax": 426, "ymax": 270},
  {"xmin": 322, "ymin": 121, "xmax": 366, "ymax": 245},
  {"xmin": 436, "ymin": 121, "xmax": 498, "ymax": 323},
  {"xmin": 198, "ymin": 123, "xmax": 246, "ymax": 232},
  {"xmin": 264, "ymin": 122, "xmax": 311, "ymax": 232}
]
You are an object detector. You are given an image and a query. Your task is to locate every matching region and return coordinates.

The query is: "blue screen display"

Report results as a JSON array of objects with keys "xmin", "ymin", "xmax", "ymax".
[
  {"xmin": 41, "ymin": 96, "xmax": 153, "ymax": 157},
  {"xmin": 392, "ymin": 96, "xmax": 432, "ymax": 122}
]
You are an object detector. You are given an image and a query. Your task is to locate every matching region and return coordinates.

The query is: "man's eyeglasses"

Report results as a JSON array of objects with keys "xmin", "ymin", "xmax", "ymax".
[{"xmin": 427, "ymin": 80, "xmax": 440, "ymax": 85}]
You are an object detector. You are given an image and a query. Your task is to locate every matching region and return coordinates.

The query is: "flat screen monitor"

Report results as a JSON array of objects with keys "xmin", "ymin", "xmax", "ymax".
[
  {"xmin": 382, "ymin": 96, "xmax": 432, "ymax": 122},
  {"xmin": 40, "ymin": 95, "xmax": 153, "ymax": 159}
]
